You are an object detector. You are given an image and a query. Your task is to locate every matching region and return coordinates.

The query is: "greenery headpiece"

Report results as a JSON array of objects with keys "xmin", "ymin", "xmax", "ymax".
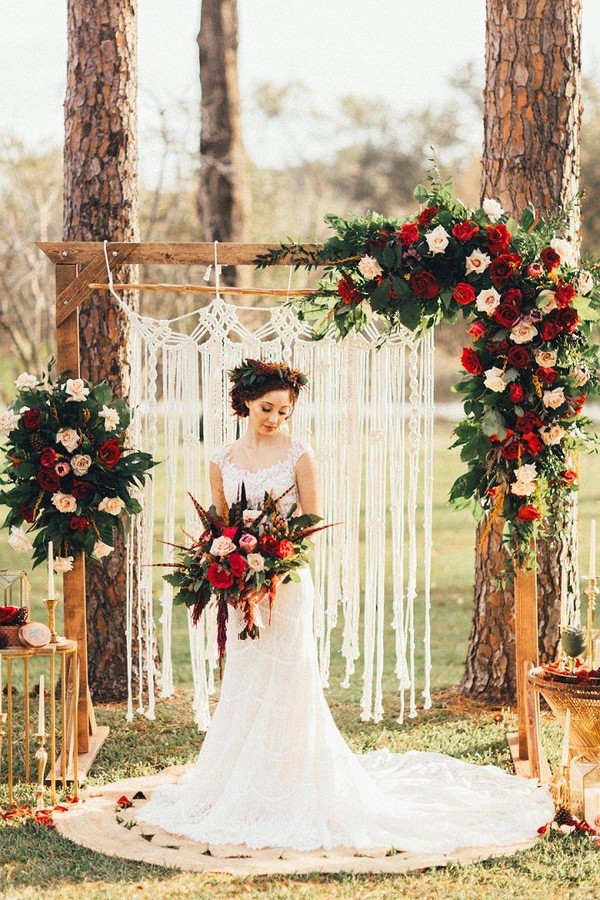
[{"xmin": 228, "ymin": 358, "xmax": 309, "ymax": 394}]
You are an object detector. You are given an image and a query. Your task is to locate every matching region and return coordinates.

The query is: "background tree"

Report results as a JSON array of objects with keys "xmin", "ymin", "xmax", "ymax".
[
  {"xmin": 461, "ymin": 0, "xmax": 583, "ymax": 701},
  {"xmin": 63, "ymin": 0, "xmax": 140, "ymax": 701}
]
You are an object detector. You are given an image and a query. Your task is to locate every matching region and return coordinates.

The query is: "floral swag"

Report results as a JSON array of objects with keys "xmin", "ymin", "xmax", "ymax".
[{"xmin": 258, "ymin": 178, "xmax": 600, "ymax": 567}]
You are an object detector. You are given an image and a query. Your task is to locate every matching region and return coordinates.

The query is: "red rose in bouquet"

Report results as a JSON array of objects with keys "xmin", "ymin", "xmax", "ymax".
[
  {"xmin": 97, "ymin": 438, "xmax": 121, "ymax": 469},
  {"xmin": 516, "ymin": 504, "xmax": 541, "ymax": 521},
  {"xmin": 507, "ymin": 346, "xmax": 531, "ymax": 369},
  {"xmin": 259, "ymin": 534, "xmax": 279, "ymax": 554},
  {"xmin": 228, "ymin": 553, "xmax": 248, "ymax": 577},
  {"xmin": 502, "ymin": 288, "xmax": 523, "ymax": 308},
  {"xmin": 461, "ymin": 347, "xmax": 484, "ymax": 375},
  {"xmin": 555, "ymin": 282, "xmax": 576, "ymax": 308},
  {"xmin": 489, "ymin": 253, "xmax": 522, "ymax": 287},
  {"xmin": 36, "ymin": 468, "xmax": 61, "ymax": 492},
  {"xmin": 502, "ymin": 439, "xmax": 522, "ymax": 460},
  {"xmin": 558, "ymin": 308, "xmax": 579, "ymax": 332},
  {"xmin": 417, "ymin": 205, "xmax": 440, "ymax": 226},
  {"xmin": 467, "ymin": 321, "xmax": 487, "ymax": 339},
  {"xmin": 562, "ymin": 469, "xmax": 578, "ymax": 485},
  {"xmin": 337, "ymin": 275, "xmax": 362, "ymax": 305},
  {"xmin": 453, "ymin": 283, "xmax": 476, "ymax": 306},
  {"xmin": 410, "ymin": 270, "xmax": 440, "ymax": 300},
  {"xmin": 509, "ymin": 383, "xmax": 525, "ymax": 403},
  {"xmin": 71, "ymin": 480, "xmax": 93, "ymax": 500},
  {"xmin": 536, "ymin": 366, "xmax": 557, "ymax": 385},
  {"xmin": 493, "ymin": 303, "xmax": 521, "ymax": 328},
  {"xmin": 540, "ymin": 319, "xmax": 562, "ymax": 341},
  {"xmin": 515, "ymin": 412, "xmax": 542, "ymax": 434},
  {"xmin": 276, "ymin": 539, "xmax": 295, "ymax": 559},
  {"xmin": 523, "ymin": 432, "xmax": 545, "ymax": 455},
  {"xmin": 69, "ymin": 516, "xmax": 90, "ymax": 531},
  {"xmin": 19, "ymin": 503, "xmax": 35, "ymax": 523},
  {"xmin": 452, "ymin": 220, "xmax": 479, "ymax": 241},
  {"xmin": 40, "ymin": 448, "xmax": 58, "ymax": 467},
  {"xmin": 486, "ymin": 339, "xmax": 509, "ymax": 354},
  {"xmin": 207, "ymin": 562, "xmax": 235, "ymax": 590},
  {"xmin": 396, "ymin": 223, "xmax": 420, "ymax": 245},
  {"xmin": 486, "ymin": 224, "xmax": 511, "ymax": 255},
  {"xmin": 22, "ymin": 409, "xmax": 42, "ymax": 430},
  {"xmin": 541, "ymin": 247, "xmax": 561, "ymax": 271}
]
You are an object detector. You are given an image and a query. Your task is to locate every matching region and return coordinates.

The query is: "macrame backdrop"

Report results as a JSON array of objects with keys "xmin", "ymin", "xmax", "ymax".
[{"xmin": 106, "ymin": 249, "xmax": 435, "ymax": 728}]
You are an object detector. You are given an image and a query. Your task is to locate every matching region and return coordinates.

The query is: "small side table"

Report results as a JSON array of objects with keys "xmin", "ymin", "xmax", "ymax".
[{"xmin": 0, "ymin": 640, "xmax": 79, "ymax": 807}]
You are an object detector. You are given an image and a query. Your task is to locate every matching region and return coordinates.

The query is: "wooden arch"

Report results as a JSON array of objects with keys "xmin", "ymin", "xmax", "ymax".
[{"xmin": 37, "ymin": 240, "xmax": 540, "ymax": 777}]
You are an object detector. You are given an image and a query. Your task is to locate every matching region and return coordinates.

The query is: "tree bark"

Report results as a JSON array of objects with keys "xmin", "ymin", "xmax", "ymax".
[
  {"xmin": 63, "ymin": 0, "xmax": 140, "ymax": 702},
  {"xmin": 461, "ymin": 0, "xmax": 582, "ymax": 702},
  {"xmin": 197, "ymin": 0, "xmax": 249, "ymax": 245}
]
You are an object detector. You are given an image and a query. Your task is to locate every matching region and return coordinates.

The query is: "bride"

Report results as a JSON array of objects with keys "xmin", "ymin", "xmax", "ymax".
[{"xmin": 138, "ymin": 358, "xmax": 553, "ymax": 853}]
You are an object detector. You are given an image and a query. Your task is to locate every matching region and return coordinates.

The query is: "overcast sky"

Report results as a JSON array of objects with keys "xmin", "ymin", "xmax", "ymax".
[{"xmin": 2, "ymin": 1, "xmax": 599, "ymax": 181}]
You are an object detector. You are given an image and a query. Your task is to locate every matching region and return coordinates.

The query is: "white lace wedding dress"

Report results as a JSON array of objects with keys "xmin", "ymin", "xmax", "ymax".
[{"xmin": 138, "ymin": 438, "xmax": 553, "ymax": 853}]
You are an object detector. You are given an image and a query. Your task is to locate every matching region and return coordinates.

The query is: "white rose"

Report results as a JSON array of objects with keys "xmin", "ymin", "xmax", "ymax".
[
  {"xmin": 71, "ymin": 454, "xmax": 92, "ymax": 475},
  {"xmin": 357, "ymin": 255, "xmax": 383, "ymax": 280},
  {"xmin": 53, "ymin": 555, "xmax": 74, "ymax": 573},
  {"xmin": 510, "ymin": 479, "xmax": 536, "ymax": 497},
  {"xmin": 514, "ymin": 463, "xmax": 537, "ymax": 484},
  {"xmin": 543, "ymin": 387, "xmax": 566, "ymax": 409},
  {"xmin": 483, "ymin": 366, "xmax": 506, "ymax": 393},
  {"xmin": 475, "ymin": 287, "xmax": 501, "ymax": 315},
  {"xmin": 540, "ymin": 424, "xmax": 565, "ymax": 446},
  {"xmin": 56, "ymin": 428, "xmax": 81, "ymax": 453},
  {"xmin": 15, "ymin": 372, "xmax": 39, "ymax": 391},
  {"xmin": 571, "ymin": 366, "xmax": 589, "ymax": 387},
  {"xmin": 8, "ymin": 525, "xmax": 33, "ymax": 553},
  {"xmin": 0, "ymin": 410, "xmax": 21, "ymax": 434},
  {"xmin": 425, "ymin": 225, "xmax": 450, "ymax": 255},
  {"xmin": 209, "ymin": 535, "xmax": 236, "ymax": 557},
  {"xmin": 242, "ymin": 509, "xmax": 262, "ymax": 527},
  {"xmin": 536, "ymin": 289, "xmax": 558, "ymax": 315},
  {"xmin": 576, "ymin": 270, "xmax": 594, "ymax": 296},
  {"xmin": 51, "ymin": 491, "xmax": 78, "ymax": 513},
  {"xmin": 98, "ymin": 496, "xmax": 125, "ymax": 516},
  {"xmin": 465, "ymin": 249, "xmax": 492, "ymax": 276},
  {"xmin": 550, "ymin": 237, "xmax": 576, "ymax": 267},
  {"xmin": 98, "ymin": 405, "xmax": 120, "ymax": 431},
  {"xmin": 482, "ymin": 198, "xmax": 504, "ymax": 223},
  {"xmin": 64, "ymin": 378, "xmax": 90, "ymax": 403},
  {"xmin": 534, "ymin": 349, "xmax": 558, "ymax": 367},
  {"xmin": 93, "ymin": 541, "xmax": 114, "ymax": 559},
  {"xmin": 510, "ymin": 320, "xmax": 538, "ymax": 344},
  {"xmin": 246, "ymin": 552, "xmax": 265, "ymax": 571}
]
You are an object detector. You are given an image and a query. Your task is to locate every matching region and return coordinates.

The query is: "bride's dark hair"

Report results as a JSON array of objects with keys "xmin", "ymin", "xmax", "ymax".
[{"xmin": 228, "ymin": 358, "xmax": 309, "ymax": 418}]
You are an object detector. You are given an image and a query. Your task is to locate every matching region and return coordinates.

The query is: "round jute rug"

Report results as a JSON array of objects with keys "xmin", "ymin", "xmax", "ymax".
[{"xmin": 54, "ymin": 767, "xmax": 539, "ymax": 876}]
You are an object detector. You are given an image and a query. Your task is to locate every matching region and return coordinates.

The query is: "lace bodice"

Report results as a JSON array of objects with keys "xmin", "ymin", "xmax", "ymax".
[{"xmin": 211, "ymin": 437, "xmax": 313, "ymax": 515}]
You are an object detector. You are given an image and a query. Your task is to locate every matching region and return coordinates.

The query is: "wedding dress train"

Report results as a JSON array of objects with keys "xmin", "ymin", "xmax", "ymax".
[{"xmin": 138, "ymin": 439, "xmax": 552, "ymax": 853}]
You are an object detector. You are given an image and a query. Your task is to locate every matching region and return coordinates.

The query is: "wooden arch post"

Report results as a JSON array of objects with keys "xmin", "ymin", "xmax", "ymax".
[{"xmin": 39, "ymin": 239, "xmax": 543, "ymax": 777}]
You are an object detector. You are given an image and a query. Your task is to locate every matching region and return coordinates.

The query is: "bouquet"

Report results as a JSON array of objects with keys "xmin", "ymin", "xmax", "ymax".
[
  {"xmin": 0, "ymin": 368, "xmax": 155, "ymax": 569},
  {"xmin": 162, "ymin": 485, "xmax": 331, "ymax": 664}
]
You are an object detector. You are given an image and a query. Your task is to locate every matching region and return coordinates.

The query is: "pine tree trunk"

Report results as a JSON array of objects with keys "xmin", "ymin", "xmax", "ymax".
[
  {"xmin": 197, "ymin": 0, "xmax": 249, "ymax": 246},
  {"xmin": 461, "ymin": 0, "xmax": 582, "ymax": 702},
  {"xmin": 63, "ymin": 0, "xmax": 140, "ymax": 702}
]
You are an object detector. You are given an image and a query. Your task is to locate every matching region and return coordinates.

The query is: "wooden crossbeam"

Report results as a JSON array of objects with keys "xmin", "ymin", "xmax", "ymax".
[
  {"xmin": 37, "ymin": 241, "xmax": 321, "ymax": 267},
  {"xmin": 55, "ymin": 244, "xmax": 139, "ymax": 326}
]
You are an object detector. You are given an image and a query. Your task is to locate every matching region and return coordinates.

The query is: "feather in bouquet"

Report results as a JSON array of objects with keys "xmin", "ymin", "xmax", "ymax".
[{"xmin": 161, "ymin": 483, "xmax": 333, "ymax": 667}]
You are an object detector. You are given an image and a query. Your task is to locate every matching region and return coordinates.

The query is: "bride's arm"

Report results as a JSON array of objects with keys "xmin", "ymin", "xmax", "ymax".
[
  {"xmin": 209, "ymin": 461, "xmax": 228, "ymax": 518},
  {"xmin": 296, "ymin": 451, "xmax": 321, "ymax": 519}
]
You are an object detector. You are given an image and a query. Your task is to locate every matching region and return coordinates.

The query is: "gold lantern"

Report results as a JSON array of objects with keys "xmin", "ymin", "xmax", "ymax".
[
  {"xmin": 583, "ymin": 762, "xmax": 600, "ymax": 829},
  {"xmin": 0, "ymin": 569, "xmax": 30, "ymax": 608}
]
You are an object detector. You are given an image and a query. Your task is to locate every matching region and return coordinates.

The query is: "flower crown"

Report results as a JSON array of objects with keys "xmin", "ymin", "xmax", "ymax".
[{"xmin": 228, "ymin": 358, "xmax": 309, "ymax": 394}]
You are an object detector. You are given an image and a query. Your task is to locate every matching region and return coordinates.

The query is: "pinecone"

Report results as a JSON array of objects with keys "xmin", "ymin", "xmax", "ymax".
[
  {"xmin": 14, "ymin": 607, "xmax": 29, "ymax": 626},
  {"xmin": 555, "ymin": 806, "xmax": 574, "ymax": 826},
  {"xmin": 29, "ymin": 433, "xmax": 46, "ymax": 452}
]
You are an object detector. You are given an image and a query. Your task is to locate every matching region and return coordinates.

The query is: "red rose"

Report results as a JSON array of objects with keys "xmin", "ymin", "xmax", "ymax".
[
  {"xmin": 571, "ymin": 394, "xmax": 586, "ymax": 414},
  {"xmin": 69, "ymin": 516, "xmax": 90, "ymax": 531},
  {"xmin": 228, "ymin": 553, "xmax": 248, "ymax": 578},
  {"xmin": 555, "ymin": 282, "xmax": 577, "ymax": 308},
  {"xmin": 410, "ymin": 270, "xmax": 440, "ymax": 300},
  {"xmin": 22, "ymin": 408, "xmax": 42, "ymax": 430},
  {"xmin": 337, "ymin": 275, "xmax": 362, "ymax": 305},
  {"xmin": 502, "ymin": 440, "xmax": 522, "ymax": 460},
  {"xmin": 396, "ymin": 223, "xmax": 420, "ymax": 245},
  {"xmin": 453, "ymin": 282, "xmax": 476, "ymax": 306},
  {"xmin": 276, "ymin": 539, "xmax": 295, "ymax": 559},
  {"xmin": 417, "ymin": 206, "xmax": 440, "ymax": 226},
  {"xmin": 517, "ymin": 504, "xmax": 541, "ymax": 521},
  {"xmin": 467, "ymin": 321, "xmax": 487, "ymax": 339},
  {"xmin": 528, "ymin": 263, "xmax": 544, "ymax": 279},
  {"xmin": 221, "ymin": 526, "xmax": 238, "ymax": 539},
  {"xmin": 493, "ymin": 303, "xmax": 522, "ymax": 328},
  {"xmin": 19, "ymin": 504, "xmax": 36, "ymax": 523},
  {"xmin": 36, "ymin": 468, "xmax": 61, "ymax": 492},
  {"xmin": 486, "ymin": 224, "xmax": 511, "ymax": 255},
  {"xmin": 489, "ymin": 253, "xmax": 523, "ymax": 287},
  {"xmin": 502, "ymin": 288, "xmax": 523, "ymax": 308},
  {"xmin": 536, "ymin": 366, "xmax": 557, "ymax": 385},
  {"xmin": 461, "ymin": 347, "xmax": 484, "ymax": 375},
  {"xmin": 523, "ymin": 432, "xmax": 545, "ymax": 455},
  {"xmin": 71, "ymin": 480, "xmax": 93, "ymax": 500},
  {"xmin": 207, "ymin": 562, "xmax": 235, "ymax": 590},
  {"xmin": 509, "ymin": 383, "xmax": 525, "ymax": 403},
  {"xmin": 562, "ymin": 469, "xmax": 578, "ymax": 485},
  {"xmin": 539, "ymin": 320, "xmax": 562, "ymax": 341},
  {"xmin": 452, "ymin": 220, "xmax": 479, "ymax": 241},
  {"xmin": 486, "ymin": 339, "xmax": 509, "ymax": 354},
  {"xmin": 557, "ymin": 307, "xmax": 579, "ymax": 332},
  {"xmin": 97, "ymin": 438, "xmax": 121, "ymax": 469},
  {"xmin": 40, "ymin": 448, "xmax": 58, "ymax": 467},
  {"xmin": 541, "ymin": 247, "xmax": 561, "ymax": 271},
  {"xmin": 515, "ymin": 412, "xmax": 542, "ymax": 434},
  {"xmin": 259, "ymin": 534, "xmax": 279, "ymax": 554},
  {"xmin": 507, "ymin": 346, "xmax": 531, "ymax": 369}
]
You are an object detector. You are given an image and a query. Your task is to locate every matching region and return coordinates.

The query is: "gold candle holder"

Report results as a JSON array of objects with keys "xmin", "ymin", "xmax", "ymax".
[
  {"xmin": 585, "ymin": 578, "xmax": 599, "ymax": 667},
  {"xmin": 552, "ymin": 764, "xmax": 571, "ymax": 813},
  {"xmin": 34, "ymin": 732, "xmax": 48, "ymax": 811},
  {"xmin": 42, "ymin": 597, "xmax": 61, "ymax": 644}
]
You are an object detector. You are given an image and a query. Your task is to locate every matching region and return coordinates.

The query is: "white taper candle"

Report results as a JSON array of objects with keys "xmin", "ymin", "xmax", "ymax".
[
  {"xmin": 561, "ymin": 709, "xmax": 571, "ymax": 768},
  {"xmin": 590, "ymin": 520, "xmax": 596, "ymax": 582}
]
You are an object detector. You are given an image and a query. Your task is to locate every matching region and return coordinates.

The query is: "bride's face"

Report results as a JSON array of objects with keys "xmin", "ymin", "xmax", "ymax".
[{"xmin": 246, "ymin": 389, "xmax": 293, "ymax": 435}]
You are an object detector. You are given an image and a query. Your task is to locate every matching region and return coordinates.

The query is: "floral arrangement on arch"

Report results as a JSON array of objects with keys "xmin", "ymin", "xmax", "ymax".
[
  {"xmin": 257, "ymin": 176, "xmax": 600, "ymax": 565},
  {"xmin": 0, "ymin": 370, "xmax": 155, "ymax": 571}
]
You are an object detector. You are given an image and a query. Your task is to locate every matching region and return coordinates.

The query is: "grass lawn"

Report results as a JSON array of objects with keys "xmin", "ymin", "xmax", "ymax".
[{"xmin": 2, "ymin": 422, "xmax": 600, "ymax": 897}]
